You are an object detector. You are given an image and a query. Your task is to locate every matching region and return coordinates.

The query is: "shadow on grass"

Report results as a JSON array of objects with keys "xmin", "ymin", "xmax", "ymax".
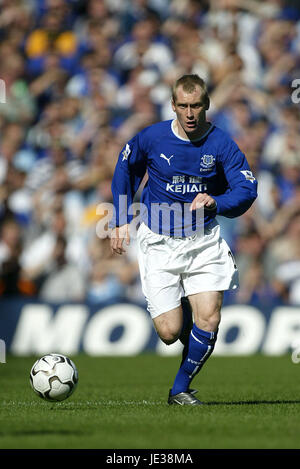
[{"xmin": 205, "ymin": 400, "xmax": 300, "ymax": 406}]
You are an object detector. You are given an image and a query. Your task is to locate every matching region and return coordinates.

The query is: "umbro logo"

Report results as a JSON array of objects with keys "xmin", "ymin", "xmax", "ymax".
[{"xmin": 160, "ymin": 153, "xmax": 174, "ymax": 166}]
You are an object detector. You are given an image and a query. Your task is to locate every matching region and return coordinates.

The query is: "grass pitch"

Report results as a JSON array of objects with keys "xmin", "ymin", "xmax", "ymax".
[{"xmin": 1, "ymin": 354, "xmax": 300, "ymax": 449}]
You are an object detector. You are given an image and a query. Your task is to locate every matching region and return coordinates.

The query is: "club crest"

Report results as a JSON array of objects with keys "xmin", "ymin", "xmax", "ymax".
[{"xmin": 200, "ymin": 154, "xmax": 215, "ymax": 169}]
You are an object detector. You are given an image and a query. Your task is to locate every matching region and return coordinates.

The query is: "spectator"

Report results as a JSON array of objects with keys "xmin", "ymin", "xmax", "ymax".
[
  {"xmin": 36, "ymin": 234, "xmax": 86, "ymax": 302},
  {"xmin": 0, "ymin": 217, "xmax": 36, "ymax": 296},
  {"xmin": 0, "ymin": 0, "xmax": 300, "ymax": 308},
  {"xmin": 264, "ymin": 212, "xmax": 300, "ymax": 303},
  {"xmin": 0, "ymin": 52, "xmax": 36, "ymax": 124},
  {"xmin": 113, "ymin": 17, "xmax": 173, "ymax": 82},
  {"xmin": 0, "ymin": 218, "xmax": 23, "ymax": 295},
  {"xmin": 86, "ymin": 236, "xmax": 139, "ymax": 303}
]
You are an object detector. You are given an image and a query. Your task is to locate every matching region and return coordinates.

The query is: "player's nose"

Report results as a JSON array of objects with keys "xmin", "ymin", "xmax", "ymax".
[{"xmin": 186, "ymin": 106, "xmax": 194, "ymax": 118}]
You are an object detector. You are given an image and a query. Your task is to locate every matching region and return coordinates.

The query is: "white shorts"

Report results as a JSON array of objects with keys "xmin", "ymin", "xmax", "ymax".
[{"xmin": 136, "ymin": 220, "xmax": 239, "ymax": 318}]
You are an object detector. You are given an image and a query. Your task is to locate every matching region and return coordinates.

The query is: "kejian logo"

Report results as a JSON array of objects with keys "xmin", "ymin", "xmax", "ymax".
[{"xmin": 166, "ymin": 182, "xmax": 207, "ymax": 194}]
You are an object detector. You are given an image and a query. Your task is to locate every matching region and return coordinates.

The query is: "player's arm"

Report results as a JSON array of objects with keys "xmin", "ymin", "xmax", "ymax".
[
  {"xmin": 110, "ymin": 134, "xmax": 147, "ymax": 254},
  {"xmin": 212, "ymin": 140, "xmax": 258, "ymax": 218}
]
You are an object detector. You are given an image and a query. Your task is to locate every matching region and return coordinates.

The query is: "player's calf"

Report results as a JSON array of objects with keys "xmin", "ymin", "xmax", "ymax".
[
  {"xmin": 189, "ymin": 291, "xmax": 223, "ymax": 333},
  {"xmin": 170, "ymin": 324, "xmax": 218, "ymax": 396},
  {"xmin": 179, "ymin": 297, "xmax": 193, "ymax": 345}
]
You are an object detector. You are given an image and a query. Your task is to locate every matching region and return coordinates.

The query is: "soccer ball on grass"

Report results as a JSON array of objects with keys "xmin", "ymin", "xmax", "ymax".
[{"xmin": 30, "ymin": 353, "xmax": 78, "ymax": 402}]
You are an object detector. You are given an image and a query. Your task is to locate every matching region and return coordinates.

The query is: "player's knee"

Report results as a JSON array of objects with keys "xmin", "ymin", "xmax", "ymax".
[
  {"xmin": 207, "ymin": 317, "xmax": 220, "ymax": 332},
  {"xmin": 157, "ymin": 324, "xmax": 180, "ymax": 345}
]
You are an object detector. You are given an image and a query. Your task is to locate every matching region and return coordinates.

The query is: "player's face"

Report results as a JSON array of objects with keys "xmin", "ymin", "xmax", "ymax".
[{"xmin": 172, "ymin": 85, "xmax": 208, "ymax": 138}]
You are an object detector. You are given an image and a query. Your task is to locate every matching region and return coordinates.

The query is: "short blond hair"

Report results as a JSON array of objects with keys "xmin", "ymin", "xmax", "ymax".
[{"xmin": 172, "ymin": 74, "xmax": 209, "ymax": 109}]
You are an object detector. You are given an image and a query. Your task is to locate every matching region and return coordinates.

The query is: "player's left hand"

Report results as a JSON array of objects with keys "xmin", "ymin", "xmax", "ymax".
[
  {"xmin": 110, "ymin": 224, "xmax": 130, "ymax": 255},
  {"xmin": 190, "ymin": 193, "xmax": 217, "ymax": 211}
]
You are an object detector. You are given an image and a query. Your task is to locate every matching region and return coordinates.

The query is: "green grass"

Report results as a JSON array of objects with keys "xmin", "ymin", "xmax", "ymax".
[{"xmin": 1, "ymin": 354, "xmax": 300, "ymax": 449}]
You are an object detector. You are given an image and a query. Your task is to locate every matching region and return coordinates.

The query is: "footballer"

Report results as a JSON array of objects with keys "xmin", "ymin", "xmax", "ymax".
[{"xmin": 110, "ymin": 74, "xmax": 257, "ymax": 405}]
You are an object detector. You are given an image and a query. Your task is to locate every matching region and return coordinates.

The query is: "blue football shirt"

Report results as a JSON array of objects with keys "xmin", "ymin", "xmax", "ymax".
[{"xmin": 111, "ymin": 120, "xmax": 257, "ymax": 236}]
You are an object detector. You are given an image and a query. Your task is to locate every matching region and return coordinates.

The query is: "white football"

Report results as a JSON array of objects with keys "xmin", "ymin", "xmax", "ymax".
[{"xmin": 30, "ymin": 353, "xmax": 78, "ymax": 402}]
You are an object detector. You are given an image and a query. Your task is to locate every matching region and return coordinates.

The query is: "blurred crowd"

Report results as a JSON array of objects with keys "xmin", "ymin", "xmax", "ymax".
[{"xmin": 1, "ymin": 0, "xmax": 300, "ymax": 308}]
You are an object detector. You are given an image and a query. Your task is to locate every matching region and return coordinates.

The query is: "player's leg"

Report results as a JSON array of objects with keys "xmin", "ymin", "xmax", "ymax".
[
  {"xmin": 178, "ymin": 297, "xmax": 194, "ymax": 368},
  {"xmin": 153, "ymin": 303, "xmax": 205, "ymax": 405},
  {"xmin": 169, "ymin": 221, "xmax": 238, "ymax": 404},
  {"xmin": 152, "ymin": 305, "xmax": 183, "ymax": 345},
  {"xmin": 189, "ymin": 290, "xmax": 223, "ymax": 332},
  {"xmin": 179, "ymin": 296, "xmax": 193, "ymax": 345},
  {"xmin": 169, "ymin": 291, "xmax": 223, "ymax": 400},
  {"xmin": 152, "ymin": 296, "xmax": 193, "ymax": 346}
]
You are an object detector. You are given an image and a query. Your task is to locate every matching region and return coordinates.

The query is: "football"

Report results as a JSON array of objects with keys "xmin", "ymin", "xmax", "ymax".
[{"xmin": 30, "ymin": 353, "xmax": 78, "ymax": 402}]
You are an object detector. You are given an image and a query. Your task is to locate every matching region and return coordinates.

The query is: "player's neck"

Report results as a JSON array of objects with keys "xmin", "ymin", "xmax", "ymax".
[{"xmin": 174, "ymin": 119, "xmax": 211, "ymax": 141}]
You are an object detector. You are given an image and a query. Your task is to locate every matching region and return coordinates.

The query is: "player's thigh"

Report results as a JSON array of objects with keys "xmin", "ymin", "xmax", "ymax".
[
  {"xmin": 188, "ymin": 291, "xmax": 224, "ymax": 332},
  {"xmin": 153, "ymin": 306, "xmax": 183, "ymax": 345},
  {"xmin": 136, "ymin": 224, "xmax": 184, "ymax": 318}
]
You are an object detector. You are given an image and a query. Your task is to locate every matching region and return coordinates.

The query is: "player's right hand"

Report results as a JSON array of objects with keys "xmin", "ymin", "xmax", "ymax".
[
  {"xmin": 110, "ymin": 224, "xmax": 130, "ymax": 255},
  {"xmin": 190, "ymin": 193, "xmax": 217, "ymax": 211}
]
